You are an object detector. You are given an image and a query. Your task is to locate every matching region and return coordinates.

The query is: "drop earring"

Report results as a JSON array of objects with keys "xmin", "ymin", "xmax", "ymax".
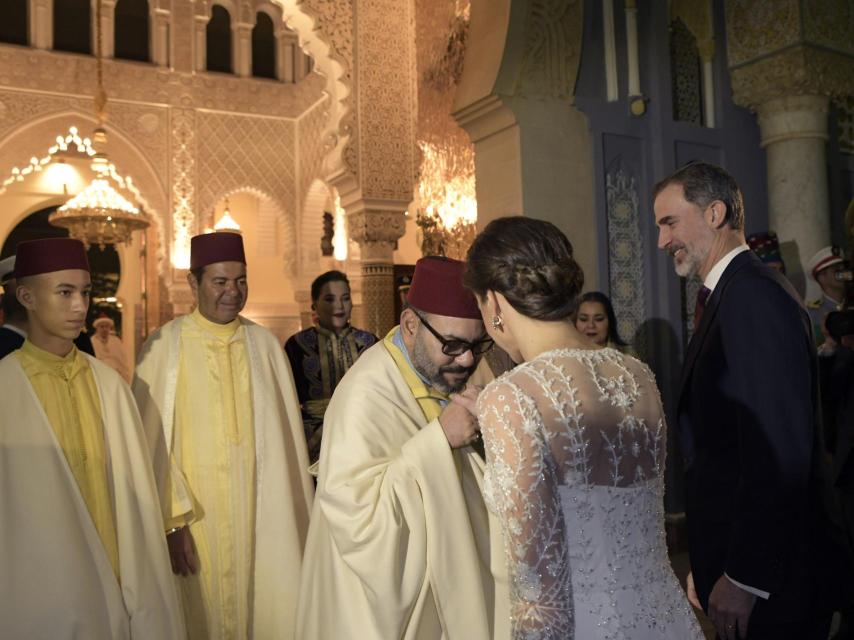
[{"xmin": 491, "ymin": 315, "xmax": 503, "ymax": 330}]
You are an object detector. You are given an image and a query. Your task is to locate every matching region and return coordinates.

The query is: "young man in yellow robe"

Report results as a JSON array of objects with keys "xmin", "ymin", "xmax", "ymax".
[
  {"xmin": 0, "ymin": 238, "xmax": 184, "ymax": 639},
  {"xmin": 297, "ymin": 256, "xmax": 510, "ymax": 640},
  {"xmin": 133, "ymin": 231, "xmax": 313, "ymax": 640}
]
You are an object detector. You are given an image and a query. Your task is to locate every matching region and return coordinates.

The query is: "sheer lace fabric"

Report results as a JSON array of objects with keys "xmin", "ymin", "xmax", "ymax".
[{"xmin": 478, "ymin": 348, "xmax": 702, "ymax": 640}]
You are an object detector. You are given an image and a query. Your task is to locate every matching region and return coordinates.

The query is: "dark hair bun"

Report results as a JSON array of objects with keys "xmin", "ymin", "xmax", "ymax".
[{"xmin": 464, "ymin": 216, "xmax": 584, "ymax": 320}]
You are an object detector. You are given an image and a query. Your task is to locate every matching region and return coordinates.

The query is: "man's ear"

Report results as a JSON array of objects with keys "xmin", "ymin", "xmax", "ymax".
[
  {"xmin": 186, "ymin": 271, "xmax": 199, "ymax": 297},
  {"xmin": 400, "ymin": 307, "xmax": 419, "ymax": 337},
  {"xmin": 706, "ymin": 200, "xmax": 727, "ymax": 229},
  {"xmin": 15, "ymin": 281, "xmax": 35, "ymax": 312}
]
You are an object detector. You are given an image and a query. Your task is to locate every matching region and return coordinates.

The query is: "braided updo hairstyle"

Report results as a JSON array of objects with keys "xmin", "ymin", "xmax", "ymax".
[{"xmin": 464, "ymin": 216, "xmax": 584, "ymax": 320}]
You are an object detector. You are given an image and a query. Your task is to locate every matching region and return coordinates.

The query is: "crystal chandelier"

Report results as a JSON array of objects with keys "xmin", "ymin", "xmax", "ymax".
[
  {"xmin": 213, "ymin": 199, "xmax": 241, "ymax": 232},
  {"xmin": 49, "ymin": 0, "xmax": 149, "ymax": 248}
]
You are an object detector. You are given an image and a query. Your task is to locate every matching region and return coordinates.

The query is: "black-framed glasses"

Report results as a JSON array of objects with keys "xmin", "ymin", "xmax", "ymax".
[{"xmin": 412, "ymin": 310, "xmax": 494, "ymax": 357}]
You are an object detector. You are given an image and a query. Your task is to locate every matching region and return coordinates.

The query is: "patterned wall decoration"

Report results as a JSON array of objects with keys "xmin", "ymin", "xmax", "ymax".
[
  {"xmin": 517, "ymin": 0, "xmax": 584, "ymax": 100},
  {"xmin": 724, "ymin": 0, "xmax": 800, "ymax": 67},
  {"xmin": 298, "ymin": 96, "xmax": 332, "ymax": 206},
  {"xmin": 195, "ymin": 111, "xmax": 298, "ymax": 273},
  {"xmin": 670, "ymin": 19, "xmax": 703, "ymax": 125},
  {"xmin": 356, "ymin": 0, "xmax": 417, "ymax": 202},
  {"xmin": 605, "ymin": 161, "xmax": 646, "ymax": 349},
  {"xmin": 170, "ymin": 108, "xmax": 196, "ymax": 267}
]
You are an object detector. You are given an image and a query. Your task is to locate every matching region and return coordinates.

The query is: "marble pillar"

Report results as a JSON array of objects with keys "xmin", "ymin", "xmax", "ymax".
[
  {"xmin": 758, "ymin": 94, "xmax": 831, "ymax": 293},
  {"xmin": 151, "ymin": 8, "xmax": 170, "ymax": 67}
]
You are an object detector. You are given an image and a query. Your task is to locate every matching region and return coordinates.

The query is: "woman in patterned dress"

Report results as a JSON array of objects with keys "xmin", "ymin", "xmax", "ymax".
[
  {"xmin": 463, "ymin": 217, "xmax": 702, "ymax": 640},
  {"xmin": 284, "ymin": 270, "xmax": 377, "ymax": 464}
]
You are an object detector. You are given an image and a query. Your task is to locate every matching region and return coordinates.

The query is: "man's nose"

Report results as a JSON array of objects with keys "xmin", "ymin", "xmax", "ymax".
[
  {"xmin": 657, "ymin": 228, "xmax": 668, "ymax": 250},
  {"xmin": 455, "ymin": 348, "xmax": 475, "ymax": 367}
]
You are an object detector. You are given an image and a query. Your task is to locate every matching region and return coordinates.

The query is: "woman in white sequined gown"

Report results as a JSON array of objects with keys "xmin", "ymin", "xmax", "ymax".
[{"xmin": 463, "ymin": 217, "xmax": 703, "ymax": 640}]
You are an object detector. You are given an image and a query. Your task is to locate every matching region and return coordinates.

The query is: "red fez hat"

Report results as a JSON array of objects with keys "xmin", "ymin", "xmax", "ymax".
[
  {"xmin": 14, "ymin": 238, "xmax": 90, "ymax": 278},
  {"xmin": 190, "ymin": 232, "xmax": 246, "ymax": 270},
  {"xmin": 406, "ymin": 256, "xmax": 481, "ymax": 319}
]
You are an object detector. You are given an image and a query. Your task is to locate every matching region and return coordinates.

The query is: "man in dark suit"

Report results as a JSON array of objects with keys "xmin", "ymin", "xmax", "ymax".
[{"xmin": 653, "ymin": 162, "xmax": 839, "ymax": 640}]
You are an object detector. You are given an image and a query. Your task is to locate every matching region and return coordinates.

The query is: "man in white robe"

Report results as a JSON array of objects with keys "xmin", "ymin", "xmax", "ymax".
[
  {"xmin": 297, "ymin": 256, "xmax": 509, "ymax": 640},
  {"xmin": 133, "ymin": 231, "xmax": 313, "ymax": 640},
  {"xmin": 92, "ymin": 313, "xmax": 132, "ymax": 382},
  {"xmin": 0, "ymin": 237, "xmax": 184, "ymax": 640}
]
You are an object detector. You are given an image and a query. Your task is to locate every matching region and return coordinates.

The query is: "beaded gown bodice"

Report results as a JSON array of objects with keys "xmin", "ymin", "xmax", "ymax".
[{"xmin": 478, "ymin": 348, "xmax": 702, "ymax": 640}]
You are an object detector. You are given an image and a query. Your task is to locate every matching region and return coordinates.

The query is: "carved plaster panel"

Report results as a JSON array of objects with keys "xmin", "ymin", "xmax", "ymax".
[
  {"xmin": 725, "ymin": 0, "xmax": 800, "ymax": 67},
  {"xmin": 802, "ymin": 0, "xmax": 854, "ymax": 57},
  {"xmin": 170, "ymin": 107, "xmax": 196, "ymax": 257},
  {"xmin": 516, "ymin": 0, "xmax": 583, "ymax": 99},
  {"xmin": 298, "ymin": 96, "xmax": 331, "ymax": 204},
  {"xmin": 355, "ymin": 0, "xmax": 416, "ymax": 201},
  {"xmin": 0, "ymin": 45, "xmax": 325, "ymax": 119},
  {"xmin": 730, "ymin": 45, "xmax": 854, "ymax": 109},
  {"xmin": 196, "ymin": 111, "xmax": 296, "ymax": 216},
  {"xmin": 297, "ymin": 0, "xmax": 358, "ymax": 178}
]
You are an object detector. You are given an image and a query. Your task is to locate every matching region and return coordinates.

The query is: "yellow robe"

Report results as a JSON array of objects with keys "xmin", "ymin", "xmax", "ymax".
[
  {"xmin": 134, "ymin": 311, "xmax": 313, "ymax": 640},
  {"xmin": 0, "ymin": 344, "xmax": 184, "ymax": 639},
  {"xmin": 16, "ymin": 341, "xmax": 120, "ymax": 577},
  {"xmin": 297, "ymin": 330, "xmax": 509, "ymax": 639}
]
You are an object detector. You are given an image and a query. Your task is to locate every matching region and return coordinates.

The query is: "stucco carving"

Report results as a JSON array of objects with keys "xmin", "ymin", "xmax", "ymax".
[
  {"xmin": 670, "ymin": 0, "xmax": 714, "ymax": 61},
  {"xmin": 729, "ymin": 45, "xmax": 854, "ymax": 110},
  {"xmin": 347, "ymin": 209, "xmax": 406, "ymax": 252},
  {"xmin": 515, "ymin": 0, "xmax": 584, "ymax": 99},
  {"xmin": 725, "ymin": 0, "xmax": 800, "ymax": 67},
  {"xmin": 170, "ymin": 107, "xmax": 196, "ymax": 261},
  {"xmin": 356, "ymin": 0, "xmax": 416, "ymax": 201},
  {"xmin": 802, "ymin": 0, "xmax": 854, "ymax": 57},
  {"xmin": 0, "ymin": 45, "xmax": 324, "ymax": 119},
  {"xmin": 835, "ymin": 95, "xmax": 854, "ymax": 153},
  {"xmin": 298, "ymin": 96, "xmax": 331, "ymax": 205}
]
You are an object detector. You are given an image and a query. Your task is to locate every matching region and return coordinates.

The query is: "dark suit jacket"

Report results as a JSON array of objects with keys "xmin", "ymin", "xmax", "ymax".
[{"xmin": 679, "ymin": 250, "xmax": 847, "ymax": 625}]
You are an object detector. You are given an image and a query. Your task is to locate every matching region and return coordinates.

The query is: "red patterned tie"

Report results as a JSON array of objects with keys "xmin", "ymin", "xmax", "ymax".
[{"xmin": 693, "ymin": 286, "xmax": 711, "ymax": 331}]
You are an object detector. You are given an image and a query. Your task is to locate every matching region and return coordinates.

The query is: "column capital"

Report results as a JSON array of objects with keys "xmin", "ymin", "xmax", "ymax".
[
  {"xmin": 756, "ymin": 94, "xmax": 829, "ymax": 148},
  {"xmin": 347, "ymin": 207, "xmax": 406, "ymax": 261},
  {"xmin": 729, "ymin": 45, "xmax": 854, "ymax": 110}
]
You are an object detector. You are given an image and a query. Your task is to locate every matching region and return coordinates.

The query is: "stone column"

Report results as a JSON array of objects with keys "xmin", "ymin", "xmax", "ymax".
[
  {"xmin": 100, "ymin": 0, "xmax": 116, "ymax": 59},
  {"xmin": 151, "ymin": 8, "xmax": 170, "ymax": 67},
  {"xmin": 281, "ymin": 35, "xmax": 296, "ymax": 83},
  {"xmin": 347, "ymin": 207, "xmax": 406, "ymax": 337},
  {"xmin": 758, "ymin": 95, "xmax": 831, "ymax": 291},
  {"xmin": 30, "ymin": 0, "xmax": 52, "ymax": 50},
  {"xmin": 725, "ymin": 0, "xmax": 854, "ymax": 293},
  {"xmin": 234, "ymin": 22, "xmax": 253, "ymax": 77},
  {"xmin": 193, "ymin": 14, "xmax": 208, "ymax": 72}
]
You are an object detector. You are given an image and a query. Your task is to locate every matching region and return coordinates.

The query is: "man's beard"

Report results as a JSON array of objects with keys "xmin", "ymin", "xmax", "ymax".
[
  {"xmin": 670, "ymin": 243, "xmax": 703, "ymax": 278},
  {"xmin": 411, "ymin": 335, "xmax": 477, "ymax": 394}
]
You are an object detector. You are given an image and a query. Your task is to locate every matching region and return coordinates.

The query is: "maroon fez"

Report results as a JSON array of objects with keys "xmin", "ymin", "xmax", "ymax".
[
  {"xmin": 190, "ymin": 232, "xmax": 246, "ymax": 270},
  {"xmin": 406, "ymin": 256, "xmax": 481, "ymax": 319},
  {"xmin": 14, "ymin": 238, "xmax": 90, "ymax": 278}
]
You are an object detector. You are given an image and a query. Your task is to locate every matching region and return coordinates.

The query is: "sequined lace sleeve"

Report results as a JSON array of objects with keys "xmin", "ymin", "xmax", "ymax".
[{"xmin": 479, "ymin": 379, "xmax": 573, "ymax": 639}]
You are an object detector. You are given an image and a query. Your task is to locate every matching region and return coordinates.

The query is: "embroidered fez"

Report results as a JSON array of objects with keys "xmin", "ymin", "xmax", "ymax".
[
  {"xmin": 14, "ymin": 238, "xmax": 90, "ymax": 277},
  {"xmin": 190, "ymin": 232, "xmax": 246, "ymax": 270},
  {"xmin": 406, "ymin": 256, "xmax": 481, "ymax": 319},
  {"xmin": 808, "ymin": 245, "xmax": 844, "ymax": 281}
]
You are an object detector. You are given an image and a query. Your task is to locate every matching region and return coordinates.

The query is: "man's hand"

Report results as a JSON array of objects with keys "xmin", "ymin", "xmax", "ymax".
[
  {"xmin": 167, "ymin": 526, "xmax": 199, "ymax": 576},
  {"xmin": 439, "ymin": 388, "xmax": 481, "ymax": 449},
  {"xmin": 686, "ymin": 571, "xmax": 702, "ymax": 609},
  {"xmin": 708, "ymin": 575, "xmax": 756, "ymax": 640}
]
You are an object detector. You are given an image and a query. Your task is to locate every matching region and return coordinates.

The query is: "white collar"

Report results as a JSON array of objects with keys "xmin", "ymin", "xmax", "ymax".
[
  {"xmin": 703, "ymin": 245, "xmax": 749, "ymax": 293},
  {"xmin": 1, "ymin": 323, "xmax": 27, "ymax": 339}
]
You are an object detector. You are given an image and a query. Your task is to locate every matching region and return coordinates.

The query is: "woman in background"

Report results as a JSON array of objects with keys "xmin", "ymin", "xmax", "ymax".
[
  {"xmin": 575, "ymin": 291, "xmax": 629, "ymax": 350},
  {"xmin": 284, "ymin": 270, "xmax": 377, "ymax": 464}
]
